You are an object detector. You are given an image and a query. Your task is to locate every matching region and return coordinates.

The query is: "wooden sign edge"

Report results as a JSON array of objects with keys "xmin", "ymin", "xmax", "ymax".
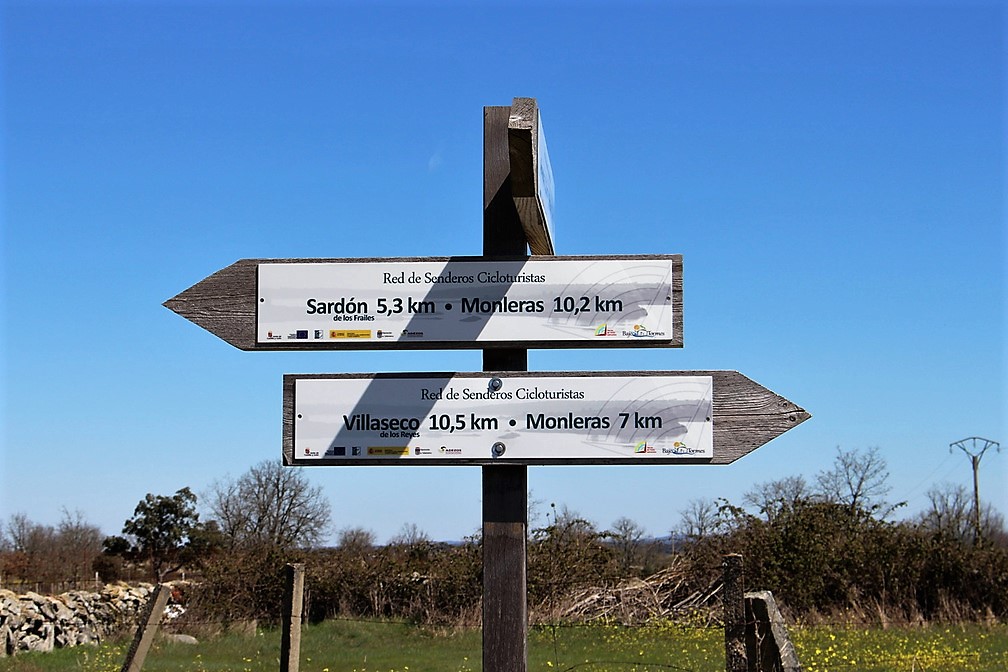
[{"xmin": 508, "ymin": 97, "xmax": 555, "ymax": 255}]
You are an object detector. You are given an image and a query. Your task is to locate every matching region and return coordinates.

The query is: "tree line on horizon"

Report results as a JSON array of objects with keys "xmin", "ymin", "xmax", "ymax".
[{"xmin": 1, "ymin": 447, "xmax": 1005, "ymax": 625}]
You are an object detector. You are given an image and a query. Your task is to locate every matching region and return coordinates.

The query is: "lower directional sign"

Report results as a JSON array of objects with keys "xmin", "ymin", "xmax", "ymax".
[{"xmin": 282, "ymin": 371, "xmax": 809, "ymax": 466}]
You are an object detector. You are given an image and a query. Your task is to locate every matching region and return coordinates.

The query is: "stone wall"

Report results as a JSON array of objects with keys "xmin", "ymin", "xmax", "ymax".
[{"xmin": 0, "ymin": 583, "xmax": 155, "ymax": 655}]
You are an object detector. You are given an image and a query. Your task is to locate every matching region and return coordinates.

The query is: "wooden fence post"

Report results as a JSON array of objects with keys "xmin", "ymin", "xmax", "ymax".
[
  {"xmin": 723, "ymin": 554, "xmax": 747, "ymax": 672},
  {"xmin": 280, "ymin": 563, "xmax": 305, "ymax": 672},
  {"xmin": 119, "ymin": 584, "xmax": 171, "ymax": 672}
]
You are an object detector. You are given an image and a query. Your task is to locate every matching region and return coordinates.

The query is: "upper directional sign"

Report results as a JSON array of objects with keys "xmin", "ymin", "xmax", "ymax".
[{"xmin": 164, "ymin": 254, "xmax": 683, "ymax": 351}]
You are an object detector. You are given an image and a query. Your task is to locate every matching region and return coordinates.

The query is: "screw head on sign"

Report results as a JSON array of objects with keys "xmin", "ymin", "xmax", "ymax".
[
  {"xmin": 492, "ymin": 442, "xmax": 506, "ymax": 457},
  {"xmin": 488, "ymin": 377, "xmax": 503, "ymax": 392}
]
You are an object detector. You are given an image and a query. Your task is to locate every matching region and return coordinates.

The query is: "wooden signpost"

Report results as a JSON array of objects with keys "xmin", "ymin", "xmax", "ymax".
[
  {"xmin": 166, "ymin": 97, "xmax": 809, "ymax": 672},
  {"xmin": 482, "ymin": 101, "xmax": 532, "ymax": 670}
]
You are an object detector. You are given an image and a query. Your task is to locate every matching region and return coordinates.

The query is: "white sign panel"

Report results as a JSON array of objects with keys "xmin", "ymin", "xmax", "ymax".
[
  {"xmin": 258, "ymin": 257, "xmax": 675, "ymax": 346},
  {"xmin": 289, "ymin": 373, "xmax": 713, "ymax": 464}
]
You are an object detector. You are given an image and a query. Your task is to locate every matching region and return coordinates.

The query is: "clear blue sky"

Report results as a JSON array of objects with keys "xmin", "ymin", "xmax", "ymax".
[{"xmin": 2, "ymin": 1, "xmax": 1004, "ymax": 544}]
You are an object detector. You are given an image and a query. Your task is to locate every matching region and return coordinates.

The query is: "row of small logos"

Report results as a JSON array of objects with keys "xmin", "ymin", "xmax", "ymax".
[
  {"xmin": 302, "ymin": 446, "xmax": 463, "ymax": 457},
  {"xmin": 268, "ymin": 324, "xmax": 665, "ymax": 341},
  {"xmin": 266, "ymin": 328, "xmax": 425, "ymax": 341},
  {"xmin": 302, "ymin": 440, "xmax": 701, "ymax": 458},
  {"xmin": 631, "ymin": 441, "xmax": 701, "ymax": 454},
  {"xmin": 594, "ymin": 323, "xmax": 666, "ymax": 338}
]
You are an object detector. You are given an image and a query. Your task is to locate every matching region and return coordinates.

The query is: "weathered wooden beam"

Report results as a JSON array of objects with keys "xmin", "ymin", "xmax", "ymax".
[
  {"xmin": 119, "ymin": 584, "xmax": 170, "ymax": 672},
  {"xmin": 483, "ymin": 102, "xmax": 529, "ymax": 672},
  {"xmin": 723, "ymin": 554, "xmax": 747, "ymax": 672},
  {"xmin": 508, "ymin": 97, "xmax": 555, "ymax": 255},
  {"xmin": 280, "ymin": 563, "xmax": 305, "ymax": 672},
  {"xmin": 745, "ymin": 591, "xmax": 803, "ymax": 672}
]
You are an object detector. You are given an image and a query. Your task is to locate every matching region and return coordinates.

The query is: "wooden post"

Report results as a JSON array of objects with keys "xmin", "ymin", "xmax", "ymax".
[
  {"xmin": 119, "ymin": 584, "xmax": 171, "ymax": 672},
  {"xmin": 482, "ymin": 463, "xmax": 528, "ymax": 670},
  {"xmin": 723, "ymin": 554, "xmax": 747, "ymax": 672},
  {"xmin": 280, "ymin": 563, "xmax": 305, "ymax": 672},
  {"xmin": 482, "ymin": 102, "xmax": 529, "ymax": 672}
]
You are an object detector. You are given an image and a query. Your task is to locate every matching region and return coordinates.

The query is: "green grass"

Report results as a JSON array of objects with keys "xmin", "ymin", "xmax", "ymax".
[
  {"xmin": 1, "ymin": 621, "xmax": 1005, "ymax": 672},
  {"xmin": 792, "ymin": 624, "xmax": 1008, "ymax": 672}
]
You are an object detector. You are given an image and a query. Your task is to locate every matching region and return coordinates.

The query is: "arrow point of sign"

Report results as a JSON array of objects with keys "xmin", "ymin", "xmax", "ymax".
[
  {"xmin": 162, "ymin": 293, "xmax": 183, "ymax": 312},
  {"xmin": 710, "ymin": 371, "xmax": 810, "ymax": 464},
  {"xmin": 163, "ymin": 260, "xmax": 258, "ymax": 350}
]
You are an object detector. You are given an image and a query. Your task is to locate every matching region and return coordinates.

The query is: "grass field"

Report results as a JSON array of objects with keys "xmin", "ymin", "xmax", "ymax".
[{"xmin": 2, "ymin": 620, "xmax": 1006, "ymax": 671}]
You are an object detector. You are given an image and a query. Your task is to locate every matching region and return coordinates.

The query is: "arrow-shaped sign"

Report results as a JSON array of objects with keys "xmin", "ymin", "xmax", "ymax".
[
  {"xmin": 165, "ymin": 255, "xmax": 683, "ymax": 351},
  {"xmin": 282, "ymin": 370, "xmax": 808, "ymax": 466}
]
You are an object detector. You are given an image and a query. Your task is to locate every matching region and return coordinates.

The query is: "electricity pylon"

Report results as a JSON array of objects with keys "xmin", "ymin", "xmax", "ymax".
[{"xmin": 950, "ymin": 436, "xmax": 1000, "ymax": 543}]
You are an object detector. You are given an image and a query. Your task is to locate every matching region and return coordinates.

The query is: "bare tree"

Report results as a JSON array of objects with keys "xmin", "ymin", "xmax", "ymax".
[
  {"xmin": 919, "ymin": 482, "xmax": 1005, "ymax": 543},
  {"xmin": 4, "ymin": 513, "xmax": 59, "ymax": 585},
  {"xmin": 207, "ymin": 460, "xmax": 332, "ymax": 550},
  {"xmin": 56, "ymin": 508, "xmax": 103, "ymax": 582},
  {"xmin": 743, "ymin": 475, "xmax": 812, "ymax": 521},
  {"xmin": 815, "ymin": 446, "xmax": 900, "ymax": 517},
  {"xmin": 6, "ymin": 512, "xmax": 37, "ymax": 552},
  {"xmin": 205, "ymin": 477, "xmax": 251, "ymax": 547},
  {"xmin": 549, "ymin": 503, "xmax": 597, "ymax": 538},
  {"xmin": 608, "ymin": 516, "xmax": 646, "ymax": 574},
  {"xmin": 337, "ymin": 526, "xmax": 376, "ymax": 552},
  {"xmin": 678, "ymin": 497, "xmax": 720, "ymax": 542},
  {"xmin": 3, "ymin": 511, "xmax": 102, "ymax": 588},
  {"xmin": 389, "ymin": 522, "xmax": 430, "ymax": 547},
  {"xmin": 527, "ymin": 489, "xmax": 547, "ymax": 530}
]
